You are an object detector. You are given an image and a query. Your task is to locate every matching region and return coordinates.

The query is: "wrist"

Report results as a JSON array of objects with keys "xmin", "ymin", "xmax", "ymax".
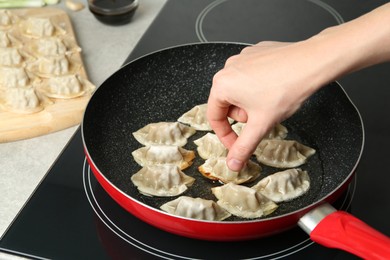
[{"xmin": 308, "ymin": 3, "xmax": 390, "ymax": 85}]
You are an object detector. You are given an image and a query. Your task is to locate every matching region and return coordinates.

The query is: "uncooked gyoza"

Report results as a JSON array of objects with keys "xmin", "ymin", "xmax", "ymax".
[
  {"xmin": 26, "ymin": 36, "xmax": 81, "ymax": 57},
  {"xmin": 133, "ymin": 122, "xmax": 196, "ymax": 146},
  {"xmin": 0, "ymin": 87, "xmax": 45, "ymax": 113},
  {"xmin": 193, "ymin": 133, "xmax": 228, "ymax": 159},
  {"xmin": 30, "ymin": 37, "xmax": 67, "ymax": 57},
  {"xmin": 232, "ymin": 122, "xmax": 288, "ymax": 140},
  {"xmin": 28, "ymin": 55, "xmax": 70, "ymax": 77},
  {"xmin": 178, "ymin": 103, "xmax": 233, "ymax": 131},
  {"xmin": 160, "ymin": 196, "xmax": 231, "ymax": 221},
  {"xmin": 131, "ymin": 164, "xmax": 195, "ymax": 197},
  {"xmin": 212, "ymin": 183, "xmax": 278, "ymax": 218},
  {"xmin": 132, "ymin": 145, "xmax": 195, "ymax": 170},
  {"xmin": 20, "ymin": 17, "xmax": 56, "ymax": 38},
  {"xmin": 0, "ymin": 31, "xmax": 11, "ymax": 48},
  {"xmin": 36, "ymin": 74, "xmax": 95, "ymax": 99},
  {"xmin": 0, "ymin": 10, "xmax": 17, "ymax": 30},
  {"xmin": 198, "ymin": 157, "xmax": 261, "ymax": 184},
  {"xmin": 0, "ymin": 67, "xmax": 29, "ymax": 88},
  {"xmin": 254, "ymin": 139, "xmax": 316, "ymax": 168},
  {"xmin": 252, "ymin": 168, "xmax": 310, "ymax": 202},
  {"xmin": 0, "ymin": 47, "xmax": 23, "ymax": 66}
]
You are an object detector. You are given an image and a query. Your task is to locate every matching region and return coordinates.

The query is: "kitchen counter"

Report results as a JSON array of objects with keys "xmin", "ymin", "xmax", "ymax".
[{"xmin": 0, "ymin": 0, "xmax": 166, "ymax": 244}]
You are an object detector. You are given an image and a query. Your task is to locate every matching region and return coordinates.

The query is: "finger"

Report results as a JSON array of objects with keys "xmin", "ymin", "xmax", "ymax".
[
  {"xmin": 227, "ymin": 106, "xmax": 248, "ymax": 122},
  {"xmin": 207, "ymin": 93, "xmax": 238, "ymax": 150},
  {"xmin": 226, "ymin": 117, "xmax": 271, "ymax": 171}
]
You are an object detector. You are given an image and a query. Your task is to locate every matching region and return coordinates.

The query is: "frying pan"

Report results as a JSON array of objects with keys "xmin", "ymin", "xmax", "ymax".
[{"xmin": 82, "ymin": 42, "xmax": 390, "ymax": 258}]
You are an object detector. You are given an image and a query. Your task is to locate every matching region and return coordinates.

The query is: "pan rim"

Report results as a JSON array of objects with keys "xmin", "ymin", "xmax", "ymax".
[{"xmin": 81, "ymin": 42, "xmax": 365, "ymax": 225}]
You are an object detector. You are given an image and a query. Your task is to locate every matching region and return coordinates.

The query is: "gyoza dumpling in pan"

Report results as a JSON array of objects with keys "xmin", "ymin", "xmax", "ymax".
[
  {"xmin": 133, "ymin": 122, "xmax": 196, "ymax": 146},
  {"xmin": 131, "ymin": 165, "xmax": 195, "ymax": 197},
  {"xmin": 178, "ymin": 103, "xmax": 234, "ymax": 131},
  {"xmin": 160, "ymin": 196, "xmax": 231, "ymax": 221},
  {"xmin": 232, "ymin": 122, "xmax": 288, "ymax": 140},
  {"xmin": 193, "ymin": 133, "xmax": 228, "ymax": 159},
  {"xmin": 252, "ymin": 168, "xmax": 310, "ymax": 202},
  {"xmin": 198, "ymin": 157, "xmax": 261, "ymax": 184},
  {"xmin": 212, "ymin": 183, "xmax": 278, "ymax": 219},
  {"xmin": 254, "ymin": 139, "xmax": 316, "ymax": 168},
  {"xmin": 131, "ymin": 145, "xmax": 195, "ymax": 170}
]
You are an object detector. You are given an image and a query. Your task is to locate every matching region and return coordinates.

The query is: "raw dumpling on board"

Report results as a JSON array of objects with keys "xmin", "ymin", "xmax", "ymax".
[
  {"xmin": 232, "ymin": 122, "xmax": 288, "ymax": 140},
  {"xmin": 178, "ymin": 103, "xmax": 234, "ymax": 131},
  {"xmin": 254, "ymin": 139, "xmax": 316, "ymax": 168},
  {"xmin": 160, "ymin": 196, "xmax": 231, "ymax": 221},
  {"xmin": 252, "ymin": 168, "xmax": 310, "ymax": 202},
  {"xmin": 198, "ymin": 157, "xmax": 261, "ymax": 184},
  {"xmin": 20, "ymin": 17, "xmax": 65, "ymax": 38},
  {"xmin": 0, "ymin": 67, "xmax": 29, "ymax": 88},
  {"xmin": 27, "ymin": 55, "xmax": 70, "ymax": 76},
  {"xmin": 26, "ymin": 36, "xmax": 81, "ymax": 57},
  {"xmin": 0, "ymin": 10, "xmax": 18, "ymax": 30},
  {"xmin": 36, "ymin": 74, "xmax": 95, "ymax": 99},
  {"xmin": 131, "ymin": 164, "xmax": 195, "ymax": 197},
  {"xmin": 212, "ymin": 183, "xmax": 278, "ymax": 219},
  {"xmin": 0, "ymin": 47, "xmax": 23, "ymax": 66},
  {"xmin": 0, "ymin": 31, "xmax": 11, "ymax": 47},
  {"xmin": 133, "ymin": 122, "xmax": 196, "ymax": 146},
  {"xmin": 131, "ymin": 145, "xmax": 195, "ymax": 170},
  {"xmin": 193, "ymin": 132, "xmax": 228, "ymax": 159},
  {"xmin": 0, "ymin": 87, "xmax": 50, "ymax": 114}
]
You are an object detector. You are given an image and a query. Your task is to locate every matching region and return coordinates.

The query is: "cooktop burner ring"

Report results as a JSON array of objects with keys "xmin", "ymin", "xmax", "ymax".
[
  {"xmin": 195, "ymin": 0, "xmax": 345, "ymax": 43},
  {"xmin": 83, "ymin": 158, "xmax": 357, "ymax": 259}
]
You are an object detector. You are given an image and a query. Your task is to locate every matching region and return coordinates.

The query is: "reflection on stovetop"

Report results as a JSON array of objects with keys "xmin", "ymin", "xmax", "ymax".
[{"xmin": 1, "ymin": 0, "xmax": 389, "ymax": 259}]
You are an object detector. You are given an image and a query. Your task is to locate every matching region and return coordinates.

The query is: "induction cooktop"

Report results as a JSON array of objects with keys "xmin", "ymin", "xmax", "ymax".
[{"xmin": 1, "ymin": 0, "xmax": 389, "ymax": 259}]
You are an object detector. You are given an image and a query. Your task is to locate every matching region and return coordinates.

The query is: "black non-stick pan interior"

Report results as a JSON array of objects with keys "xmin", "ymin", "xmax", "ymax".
[{"xmin": 82, "ymin": 43, "xmax": 364, "ymax": 221}]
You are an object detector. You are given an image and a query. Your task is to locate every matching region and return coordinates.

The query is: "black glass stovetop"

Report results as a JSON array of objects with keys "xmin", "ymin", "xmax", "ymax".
[{"xmin": 1, "ymin": 0, "xmax": 390, "ymax": 259}]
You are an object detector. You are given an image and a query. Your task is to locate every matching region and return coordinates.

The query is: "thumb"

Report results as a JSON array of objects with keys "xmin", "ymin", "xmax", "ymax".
[{"xmin": 226, "ymin": 118, "xmax": 270, "ymax": 171}]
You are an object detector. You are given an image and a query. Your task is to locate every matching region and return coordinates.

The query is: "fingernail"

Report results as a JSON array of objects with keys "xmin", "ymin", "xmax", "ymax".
[{"xmin": 227, "ymin": 158, "xmax": 244, "ymax": 172}]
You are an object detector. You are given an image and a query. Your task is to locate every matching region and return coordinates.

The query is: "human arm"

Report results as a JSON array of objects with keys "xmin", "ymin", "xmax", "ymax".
[{"xmin": 207, "ymin": 3, "xmax": 390, "ymax": 171}]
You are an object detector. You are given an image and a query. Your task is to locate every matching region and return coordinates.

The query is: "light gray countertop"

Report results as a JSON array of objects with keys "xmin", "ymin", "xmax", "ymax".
[{"xmin": 0, "ymin": 0, "xmax": 166, "ymax": 245}]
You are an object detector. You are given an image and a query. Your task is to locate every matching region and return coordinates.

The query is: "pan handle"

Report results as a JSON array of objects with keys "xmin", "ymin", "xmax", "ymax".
[{"xmin": 298, "ymin": 203, "xmax": 390, "ymax": 259}]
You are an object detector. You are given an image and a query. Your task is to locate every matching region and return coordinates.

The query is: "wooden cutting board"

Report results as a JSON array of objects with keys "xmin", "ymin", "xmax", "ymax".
[{"xmin": 0, "ymin": 8, "xmax": 94, "ymax": 143}]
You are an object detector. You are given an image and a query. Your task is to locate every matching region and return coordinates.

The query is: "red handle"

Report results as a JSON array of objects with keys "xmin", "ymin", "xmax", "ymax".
[{"xmin": 310, "ymin": 210, "xmax": 390, "ymax": 259}]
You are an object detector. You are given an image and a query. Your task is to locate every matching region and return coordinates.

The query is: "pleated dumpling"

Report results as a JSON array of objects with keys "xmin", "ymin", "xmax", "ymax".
[
  {"xmin": 232, "ymin": 122, "xmax": 288, "ymax": 140},
  {"xmin": 0, "ymin": 87, "xmax": 49, "ymax": 114},
  {"xmin": 212, "ymin": 183, "xmax": 278, "ymax": 219},
  {"xmin": 198, "ymin": 157, "xmax": 261, "ymax": 184},
  {"xmin": 0, "ymin": 67, "xmax": 29, "ymax": 88},
  {"xmin": 131, "ymin": 145, "xmax": 195, "ymax": 170},
  {"xmin": 178, "ymin": 103, "xmax": 210, "ymax": 131},
  {"xmin": 36, "ymin": 74, "xmax": 95, "ymax": 99},
  {"xmin": 0, "ymin": 47, "xmax": 23, "ymax": 66},
  {"xmin": 133, "ymin": 122, "xmax": 196, "ymax": 146},
  {"xmin": 252, "ymin": 168, "xmax": 310, "ymax": 202},
  {"xmin": 254, "ymin": 139, "xmax": 315, "ymax": 168},
  {"xmin": 27, "ymin": 55, "xmax": 70, "ymax": 76},
  {"xmin": 193, "ymin": 133, "xmax": 228, "ymax": 159},
  {"xmin": 178, "ymin": 103, "xmax": 234, "ymax": 131},
  {"xmin": 160, "ymin": 196, "xmax": 231, "ymax": 221},
  {"xmin": 0, "ymin": 31, "xmax": 11, "ymax": 48},
  {"xmin": 131, "ymin": 165, "xmax": 195, "ymax": 197},
  {"xmin": 20, "ymin": 17, "xmax": 60, "ymax": 38}
]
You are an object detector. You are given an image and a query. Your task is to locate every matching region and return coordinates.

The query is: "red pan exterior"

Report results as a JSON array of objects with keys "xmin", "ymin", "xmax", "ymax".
[{"xmin": 87, "ymin": 153, "xmax": 355, "ymax": 241}]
